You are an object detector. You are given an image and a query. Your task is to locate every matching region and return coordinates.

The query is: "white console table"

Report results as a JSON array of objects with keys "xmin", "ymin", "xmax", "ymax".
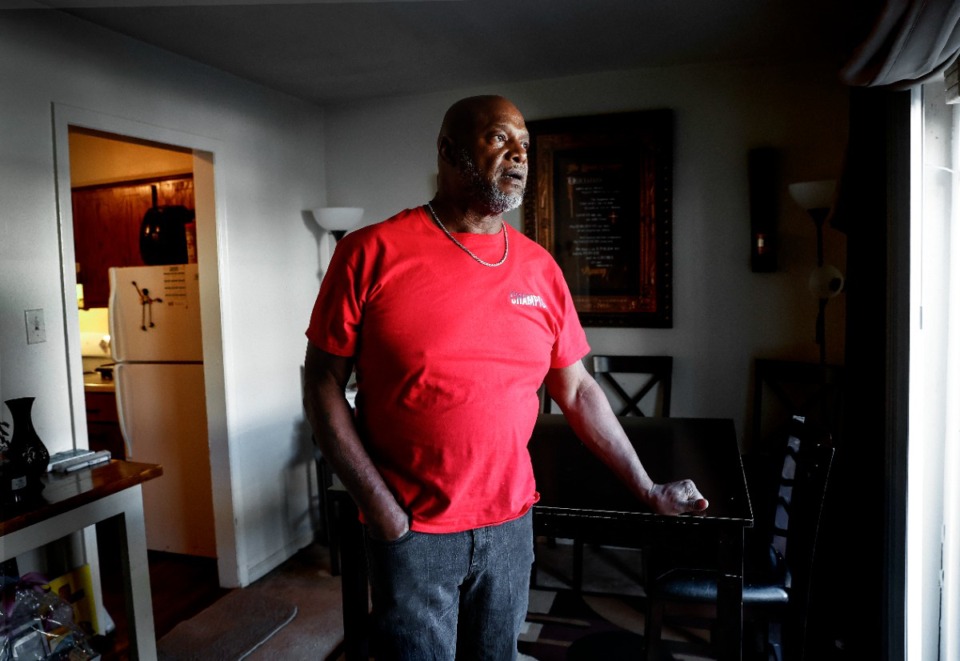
[{"xmin": 1, "ymin": 460, "xmax": 163, "ymax": 660}]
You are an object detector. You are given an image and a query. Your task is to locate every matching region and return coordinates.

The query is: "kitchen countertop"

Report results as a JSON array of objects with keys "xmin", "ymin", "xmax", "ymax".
[{"xmin": 83, "ymin": 371, "xmax": 115, "ymax": 393}]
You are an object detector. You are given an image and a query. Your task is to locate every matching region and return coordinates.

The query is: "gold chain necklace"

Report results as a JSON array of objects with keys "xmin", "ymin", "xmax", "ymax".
[{"xmin": 425, "ymin": 202, "xmax": 509, "ymax": 268}]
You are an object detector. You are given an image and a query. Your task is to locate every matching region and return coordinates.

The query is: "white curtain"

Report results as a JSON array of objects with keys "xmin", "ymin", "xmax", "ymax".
[
  {"xmin": 909, "ymin": 79, "xmax": 960, "ymax": 661},
  {"xmin": 941, "ymin": 93, "xmax": 960, "ymax": 661}
]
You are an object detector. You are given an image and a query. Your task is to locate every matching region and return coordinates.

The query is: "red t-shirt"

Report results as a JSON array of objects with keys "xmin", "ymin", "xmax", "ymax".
[{"xmin": 306, "ymin": 206, "xmax": 590, "ymax": 533}]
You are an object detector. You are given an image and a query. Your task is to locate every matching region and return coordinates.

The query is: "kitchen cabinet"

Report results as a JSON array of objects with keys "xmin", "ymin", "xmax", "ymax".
[
  {"xmin": 84, "ymin": 390, "xmax": 126, "ymax": 460},
  {"xmin": 72, "ymin": 175, "xmax": 194, "ymax": 309}
]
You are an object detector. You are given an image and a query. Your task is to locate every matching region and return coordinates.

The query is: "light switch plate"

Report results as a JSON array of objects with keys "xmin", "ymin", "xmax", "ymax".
[{"xmin": 25, "ymin": 309, "xmax": 46, "ymax": 344}]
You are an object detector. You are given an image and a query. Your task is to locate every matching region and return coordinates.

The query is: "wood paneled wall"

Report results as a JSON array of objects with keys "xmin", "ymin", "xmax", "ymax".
[{"xmin": 72, "ymin": 175, "xmax": 194, "ymax": 308}]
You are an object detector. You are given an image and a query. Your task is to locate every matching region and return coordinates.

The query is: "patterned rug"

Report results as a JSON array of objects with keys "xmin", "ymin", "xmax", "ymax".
[
  {"xmin": 521, "ymin": 541, "xmax": 714, "ymax": 660},
  {"xmin": 520, "ymin": 588, "xmax": 650, "ymax": 660}
]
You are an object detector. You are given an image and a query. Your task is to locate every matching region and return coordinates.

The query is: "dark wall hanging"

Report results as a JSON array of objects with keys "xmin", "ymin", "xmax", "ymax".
[{"xmin": 523, "ymin": 109, "xmax": 673, "ymax": 327}]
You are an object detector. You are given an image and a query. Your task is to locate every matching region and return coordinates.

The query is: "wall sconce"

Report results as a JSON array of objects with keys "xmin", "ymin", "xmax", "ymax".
[
  {"xmin": 788, "ymin": 179, "xmax": 843, "ymax": 365},
  {"xmin": 748, "ymin": 147, "xmax": 780, "ymax": 272},
  {"xmin": 311, "ymin": 207, "xmax": 363, "ymax": 271}
]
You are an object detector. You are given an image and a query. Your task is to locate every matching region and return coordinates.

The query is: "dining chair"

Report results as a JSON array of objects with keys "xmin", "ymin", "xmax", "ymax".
[
  {"xmin": 752, "ymin": 358, "xmax": 844, "ymax": 450},
  {"xmin": 534, "ymin": 355, "xmax": 674, "ymax": 593},
  {"xmin": 592, "ymin": 355, "xmax": 673, "ymax": 417},
  {"xmin": 537, "ymin": 382, "xmax": 555, "ymax": 413},
  {"xmin": 643, "ymin": 415, "xmax": 835, "ymax": 661},
  {"xmin": 584, "ymin": 355, "xmax": 674, "ymax": 589},
  {"xmin": 314, "ymin": 446, "xmax": 340, "ymax": 575},
  {"xmin": 539, "ymin": 355, "xmax": 673, "ymax": 417}
]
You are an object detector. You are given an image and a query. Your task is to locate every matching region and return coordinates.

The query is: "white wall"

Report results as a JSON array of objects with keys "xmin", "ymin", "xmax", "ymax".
[
  {"xmin": 324, "ymin": 59, "xmax": 849, "ymax": 449},
  {"xmin": 0, "ymin": 11, "xmax": 326, "ymax": 586}
]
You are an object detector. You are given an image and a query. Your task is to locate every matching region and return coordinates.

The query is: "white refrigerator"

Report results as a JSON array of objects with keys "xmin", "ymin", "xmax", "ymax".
[{"xmin": 108, "ymin": 263, "xmax": 216, "ymax": 558}]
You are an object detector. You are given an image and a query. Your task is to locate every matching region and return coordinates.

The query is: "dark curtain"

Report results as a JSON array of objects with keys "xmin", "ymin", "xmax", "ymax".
[
  {"xmin": 831, "ymin": 0, "xmax": 960, "ymax": 234},
  {"xmin": 812, "ymin": 3, "xmax": 957, "ymax": 660},
  {"xmin": 839, "ymin": 0, "xmax": 960, "ymax": 89},
  {"xmin": 811, "ymin": 88, "xmax": 909, "ymax": 661}
]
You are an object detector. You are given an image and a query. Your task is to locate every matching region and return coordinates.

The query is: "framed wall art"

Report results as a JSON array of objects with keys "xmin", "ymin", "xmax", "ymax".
[{"xmin": 523, "ymin": 109, "xmax": 673, "ymax": 327}]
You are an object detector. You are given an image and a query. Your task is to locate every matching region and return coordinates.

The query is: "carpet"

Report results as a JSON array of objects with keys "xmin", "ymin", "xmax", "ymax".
[
  {"xmin": 157, "ymin": 589, "xmax": 298, "ymax": 661},
  {"xmin": 240, "ymin": 544, "xmax": 346, "ymax": 661}
]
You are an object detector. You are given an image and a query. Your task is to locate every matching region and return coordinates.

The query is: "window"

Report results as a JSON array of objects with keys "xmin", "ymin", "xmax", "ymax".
[{"xmin": 908, "ymin": 77, "xmax": 960, "ymax": 661}]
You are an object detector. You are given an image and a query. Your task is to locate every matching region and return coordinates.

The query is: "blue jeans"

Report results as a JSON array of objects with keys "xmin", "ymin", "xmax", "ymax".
[{"xmin": 364, "ymin": 509, "xmax": 534, "ymax": 661}]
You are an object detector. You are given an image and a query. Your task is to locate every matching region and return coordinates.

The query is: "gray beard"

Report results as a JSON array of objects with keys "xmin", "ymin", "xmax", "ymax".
[{"xmin": 455, "ymin": 148, "xmax": 524, "ymax": 214}]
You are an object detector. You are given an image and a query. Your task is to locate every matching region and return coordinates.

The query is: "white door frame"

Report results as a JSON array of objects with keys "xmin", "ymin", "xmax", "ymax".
[{"xmin": 51, "ymin": 102, "xmax": 239, "ymax": 588}]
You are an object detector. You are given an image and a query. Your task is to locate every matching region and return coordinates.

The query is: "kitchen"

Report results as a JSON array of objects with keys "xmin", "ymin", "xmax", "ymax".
[{"xmin": 71, "ymin": 128, "xmax": 217, "ymax": 561}]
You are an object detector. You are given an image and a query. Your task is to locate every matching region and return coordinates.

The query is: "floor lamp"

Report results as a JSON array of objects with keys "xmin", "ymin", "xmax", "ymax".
[
  {"xmin": 788, "ymin": 180, "xmax": 843, "ymax": 366},
  {"xmin": 311, "ymin": 207, "xmax": 364, "ymax": 271}
]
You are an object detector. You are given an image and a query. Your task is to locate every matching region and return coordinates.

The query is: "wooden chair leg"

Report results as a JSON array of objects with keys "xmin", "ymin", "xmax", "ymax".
[
  {"xmin": 530, "ymin": 535, "xmax": 540, "ymax": 588},
  {"xmin": 644, "ymin": 596, "xmax": 664, "ymax": 660},
  {"xmin": 573, "ymin": 539, "xmax": 584, "ymax": 592},
  {"xmin": 767, "ymin": 620, "xmax": 783, "ymax": 661}
]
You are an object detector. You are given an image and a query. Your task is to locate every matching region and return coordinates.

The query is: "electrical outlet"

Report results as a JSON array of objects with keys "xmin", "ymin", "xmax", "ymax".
[{"xmin": 25, "ymin": 309, "xmax": 46, "ymax": 344}]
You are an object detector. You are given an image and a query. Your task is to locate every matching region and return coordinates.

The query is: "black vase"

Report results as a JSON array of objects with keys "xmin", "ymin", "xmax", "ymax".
[{"xmin": 2, "ymin": 397, "xmax": 50, "ymax": 506}]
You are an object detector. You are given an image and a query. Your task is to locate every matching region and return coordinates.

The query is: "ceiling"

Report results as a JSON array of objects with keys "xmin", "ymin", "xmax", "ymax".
[{"xmin": 30, "ymin": 0, "xmax": 858, "ymax": 106}]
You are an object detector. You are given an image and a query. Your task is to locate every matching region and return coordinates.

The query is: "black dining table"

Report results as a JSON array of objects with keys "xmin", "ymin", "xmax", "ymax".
[
  {"xmin": 530, "ymin": 414, "xmax": 753, "ymax": 660},
  {"xmin": 329, "ymin": 414, "xmax": 753, "ymax": 661}
]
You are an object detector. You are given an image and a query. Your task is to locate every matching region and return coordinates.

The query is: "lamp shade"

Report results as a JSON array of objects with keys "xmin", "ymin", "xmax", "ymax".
[
  {"xmin": 808, "ymin": 264, "xmax": 845, "ymax": 298},
  {"xmin": 788, "ymin": 180, "xmax": 836, "ymax": 213},
  {"xmin": 312, "ymin": 207, "xmax": 364, "ymax": 233}
]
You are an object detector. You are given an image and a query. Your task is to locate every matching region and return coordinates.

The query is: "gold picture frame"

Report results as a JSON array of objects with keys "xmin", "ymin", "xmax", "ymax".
[{"xmin": 523, "ymin": 109, "xmax": 673, "ymax": 327}]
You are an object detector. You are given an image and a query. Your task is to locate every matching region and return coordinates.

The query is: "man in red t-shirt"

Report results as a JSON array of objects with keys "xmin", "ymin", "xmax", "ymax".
[{"xmin": 304, "ymin": 95, "xmax": 707, "ymax": 660}]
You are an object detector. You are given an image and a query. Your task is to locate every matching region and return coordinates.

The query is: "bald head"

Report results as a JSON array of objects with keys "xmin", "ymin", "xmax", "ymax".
[{"xmin": 438, "ymin": 95, "xmax": 520, "ymax": 149}]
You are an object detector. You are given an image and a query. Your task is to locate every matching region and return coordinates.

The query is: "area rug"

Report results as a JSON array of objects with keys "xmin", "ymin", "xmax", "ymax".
[
  {"xmin": 157, "ymin": 588, "xmax": 298, "ymax": 661},
  {"xmin": 520, "ymin": 587, "xmax": 715, "ymax": 661},
  {"xmin": 520, "ymin": 589, "xmax": 646, "ymax": 661}
]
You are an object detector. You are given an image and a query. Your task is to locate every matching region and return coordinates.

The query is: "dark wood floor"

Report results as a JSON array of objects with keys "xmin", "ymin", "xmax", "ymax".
[{"xmin": 92, "ymin": 524, "xmax": 229, "ymax": 659}]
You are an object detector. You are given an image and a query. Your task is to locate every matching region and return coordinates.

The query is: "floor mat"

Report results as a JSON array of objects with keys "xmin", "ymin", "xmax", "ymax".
[{"xmin": 157, "ymin": 589, "xmax": 298, "ymax": 661}]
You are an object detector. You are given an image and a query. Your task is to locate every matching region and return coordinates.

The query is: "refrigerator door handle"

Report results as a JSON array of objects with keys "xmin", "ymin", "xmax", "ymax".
[
  {"xmin": 113, "ymin": 363, "xmax": 134, "ymax": 459},
  {"xmin": 108, "ymin": 268, "xmax": 122, "ymax": 362}
]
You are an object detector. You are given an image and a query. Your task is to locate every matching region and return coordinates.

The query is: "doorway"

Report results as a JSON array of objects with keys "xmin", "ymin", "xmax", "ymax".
[
  {"xmin": 52, "ymin": 104, "xmax": 237, "ymax": 591},
  {"xmin": 68, "ymin": 126, "xmax": 219, "ymax": 557}
]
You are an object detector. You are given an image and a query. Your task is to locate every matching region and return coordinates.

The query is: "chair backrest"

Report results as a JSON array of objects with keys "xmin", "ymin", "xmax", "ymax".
[
  {"xmin": 770, "ymin": 419, "xmax": 832, "ymax": 560},
  {"xmin": 767, "ymin": 415, "xmax": 835, "ymax": 656},
  {"xmin": 752, "ymin": 358, "xmax": 844, "ymax": 452},
  {"xmin": 538, "ymin": 382, "xmax": 554, "ymax": 413},
  {"xmin": 591, "ymin": 355, "xmax": 673, "ymax": 417}
]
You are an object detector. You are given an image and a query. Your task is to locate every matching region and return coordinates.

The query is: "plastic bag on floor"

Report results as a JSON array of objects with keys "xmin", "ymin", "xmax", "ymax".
[{"xmin": 0, "ymin": 572, "xmax": 99, "ymax": 660}]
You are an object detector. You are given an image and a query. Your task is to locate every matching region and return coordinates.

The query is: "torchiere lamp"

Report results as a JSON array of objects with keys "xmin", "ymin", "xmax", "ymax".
[
  {"xmin": 312, "ymin": 207, "xmax": 364, "ymax": 242},
  {"xmin": 788, "ymin": 180, "xmax": 843, "ymax": 365},
  {"xmin": 311, "ymin": 207, "xmax": 364, "ymax": 270}
]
